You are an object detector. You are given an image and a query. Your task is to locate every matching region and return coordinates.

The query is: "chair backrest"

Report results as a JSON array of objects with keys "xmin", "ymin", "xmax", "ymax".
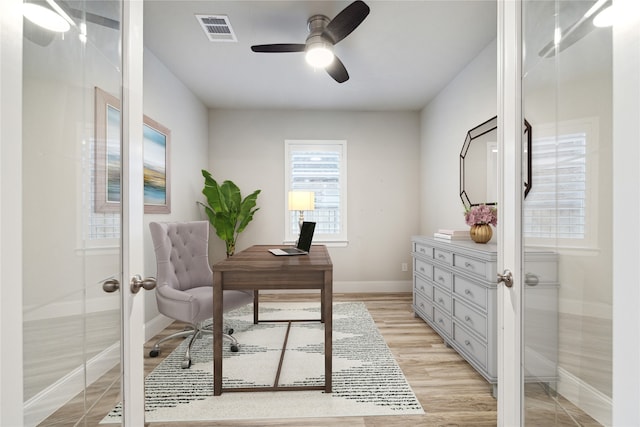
[{"xmin": 149, "ymin": 221, "xmax": 213, "ymax": 292}]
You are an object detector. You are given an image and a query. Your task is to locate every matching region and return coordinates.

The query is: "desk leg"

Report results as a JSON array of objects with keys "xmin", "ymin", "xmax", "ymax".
[
  {"xmin": 324, "ymin": 269, "xmax": 333, "ymax": 393},
  {"xmin": 213, "ymin": 271, "xmax": 223, "ymax": 396},
  {"xmin": 253, "ymin": 290, "xmax": 259, "ymax": 324}
]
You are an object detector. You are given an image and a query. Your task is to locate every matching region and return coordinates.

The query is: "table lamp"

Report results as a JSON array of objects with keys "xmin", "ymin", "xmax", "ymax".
[{"xmin": 288, "ymin": 191, "xmax": 315, "ymax": 231}]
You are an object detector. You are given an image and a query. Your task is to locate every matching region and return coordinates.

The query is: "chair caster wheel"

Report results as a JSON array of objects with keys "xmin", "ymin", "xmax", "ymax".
[
  {"xmin": 181, "ymin": 359, "xmax": 191, "ymax": 369},
  {"xmin": 228, "ymin": 328, "xmax": 234, "ymax": 335},
  {"xmin": 149, "ymin": 349, "xmax": 160, "ymax": 357},
  {"xmin": 230, "ymin": 344, "xmax": 239, "ymax": 352}
]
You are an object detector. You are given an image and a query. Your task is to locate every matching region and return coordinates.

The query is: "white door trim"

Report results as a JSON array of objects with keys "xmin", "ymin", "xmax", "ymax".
[
  {"xmin": 121, "ymin": 0, "xmax": 146, "ymax": 425},
  {"xmin": 0, "ymin": 1, "xmax": 25, "ymax": 425},
  {"xmin": 497, "ymin": 0, "xmax": 524, "ymax": 425}
]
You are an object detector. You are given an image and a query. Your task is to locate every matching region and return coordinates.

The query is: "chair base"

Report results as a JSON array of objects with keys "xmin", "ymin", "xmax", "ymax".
[{"xmin": 149, "ymin": 322, "xmax": 238, "ymax": 369}]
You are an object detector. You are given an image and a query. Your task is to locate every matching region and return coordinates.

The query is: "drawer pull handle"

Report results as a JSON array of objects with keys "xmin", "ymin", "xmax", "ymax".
[
  {"xmin": 464, "ymin": 340, "xmax": 471, "ymax": 346},
  {"xmin": 438, "ymin": 298, "xmax": 444, "ymax": 304},
  {"xmin": 420, "ymin": 285, "xmax": 425, "ymax": 291},
  {"xmin": 464, "ymin": 289, "xmax": 471, "ymax": 295},
  {"xmin": 420, "ymin": 303, "xmax": 425, "ymax": 308},
  {"xmin": 438, "ymin": 254, "xmax": 445, "ymax": 259},
  {"xmin": 438, "ymin": 276, "xmax": 444, "ymax": 282},
  {"xmin": 465, "ymin": 315, "xmax": 471, "ymax": 322},
  {"xmin": 438, "ymin": 318, "xmax": 444, "ymax": 324},
  {"xmin": 465, "ymin": 262, "xmax": 474, "ymax": 269},
  {"xmin": 420, "ymin": 248, "xmax": 426, "ymax": 253},
  {"xmin": 420, "ymin": 267, "xmax": 425, "ymax": 272}
]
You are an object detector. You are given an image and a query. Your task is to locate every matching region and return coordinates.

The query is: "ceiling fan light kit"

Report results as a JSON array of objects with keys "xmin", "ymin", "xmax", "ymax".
[
  {"xmin": 23, "ymin": 1, "xmax": 70, "ymax": 33},
  {"xmin": 250, "ymin": 0, "xmax": 370, "ymax": 83}
]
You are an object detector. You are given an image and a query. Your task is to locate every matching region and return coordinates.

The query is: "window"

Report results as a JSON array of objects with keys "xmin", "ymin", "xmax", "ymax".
[
  {"xmin": 284, "ymin": 140, "xmax": 347, "ymax": 244},
  {"xmin": 523, "ymin": 118, "xmax": 598, "ymax": 249}
]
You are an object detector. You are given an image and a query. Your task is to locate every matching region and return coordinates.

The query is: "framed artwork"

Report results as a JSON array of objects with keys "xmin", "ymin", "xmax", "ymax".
[{"xmin": 94, "ymin": 87, "xmax": 171, "ymax": 214}]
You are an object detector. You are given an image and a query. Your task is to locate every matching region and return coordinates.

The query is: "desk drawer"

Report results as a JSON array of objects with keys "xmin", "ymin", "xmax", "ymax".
[
  {"xmin": 434, "ymin": 248, "xmax": 453, "ymax": 265},
  {"xmin": 414, "ymin": 275, "xmax": 433, "ymax": 298},
  {"xmin": 414, "ymin": 243, "xmax": 433, "ymax": 258},
  {"xmin": 414, "ymin": 291, "xmax": 433, "ymax": 321},
  {"xmin": 414, "ymin": 259, "xmax": 433, "ymax": 280},
  {"xmin": 453, "ymin": 299, "xmax": 488, "ymax": 339},
  {"xmin": 453, "ymin": 323, "xmax": 487, "ymax": 369},
  {"xmin": 453, "ymin": 276, "xmax": 488, "ymax": 310},
  {"xmin": 433, "ymin": 306, "xmax": 452, "ymax": 336},
  {"xmin": 433, "ymin": 286, "xmax": 451, "ymax": 314},
  {"xmin": 433, "ymin": 267, "xmax": 452, "ymax": 290},
  {"xmin": 454, "ymin": 254, "xmax": 488, "ymax": 279}
]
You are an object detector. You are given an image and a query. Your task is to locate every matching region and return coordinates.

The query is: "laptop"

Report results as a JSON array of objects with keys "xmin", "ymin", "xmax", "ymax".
[{"xmin": 269, "ymin": 221, "xmax": 316, "ymax": 256}]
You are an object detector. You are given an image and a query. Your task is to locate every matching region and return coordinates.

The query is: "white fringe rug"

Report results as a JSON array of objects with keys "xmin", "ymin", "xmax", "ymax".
[{"xmin": 103, "ymin": 301, "xmax": 423, "ymax": 423}]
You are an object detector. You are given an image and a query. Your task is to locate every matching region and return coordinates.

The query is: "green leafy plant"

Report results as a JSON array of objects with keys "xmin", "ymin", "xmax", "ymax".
[{"xmin": 199, "ymin": 169, "xmax": 261, "ymax": 257}]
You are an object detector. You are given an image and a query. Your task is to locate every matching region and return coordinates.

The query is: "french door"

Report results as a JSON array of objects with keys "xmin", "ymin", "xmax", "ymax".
[
  {"xmin": 8, "ymin": 0, "xmax": 146, "ymax": 425},
  {"xmin": 497, "ymin": 0, "xmax": 639, "ymax": 425}
]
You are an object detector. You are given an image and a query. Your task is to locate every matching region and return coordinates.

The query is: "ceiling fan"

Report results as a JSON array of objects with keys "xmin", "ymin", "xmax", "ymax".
[{"xmin": 250, "ymin": 1, "xmax": 370, "ymax": 83}]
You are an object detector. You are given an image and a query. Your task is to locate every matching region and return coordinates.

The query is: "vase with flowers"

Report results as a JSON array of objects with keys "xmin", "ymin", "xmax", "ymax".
[{"xmin": 464, "ymin": 204, "xmax": 498, "ymax": 243}]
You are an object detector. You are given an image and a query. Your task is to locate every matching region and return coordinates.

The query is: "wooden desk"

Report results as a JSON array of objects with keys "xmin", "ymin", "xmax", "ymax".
[{"xmin": 212, "ymin": 244, "xmax": 333, "ymax": 396}]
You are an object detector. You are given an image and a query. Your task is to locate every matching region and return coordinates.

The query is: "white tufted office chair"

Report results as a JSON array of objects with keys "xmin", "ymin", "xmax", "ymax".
[{"xmin": 148, "ymin": 221, "xmax": 253, "ymax": 368}]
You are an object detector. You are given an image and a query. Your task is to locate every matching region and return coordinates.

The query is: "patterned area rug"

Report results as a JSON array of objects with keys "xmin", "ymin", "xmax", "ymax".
[{"xmin": 103, "ymin": 301, "xmax": 423, "ymax": 422}]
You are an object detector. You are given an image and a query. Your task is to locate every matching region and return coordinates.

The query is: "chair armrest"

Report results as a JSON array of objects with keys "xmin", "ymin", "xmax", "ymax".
[{"xmin": 156, "ymin": 284, "xmax": 193, "ymax": 302}]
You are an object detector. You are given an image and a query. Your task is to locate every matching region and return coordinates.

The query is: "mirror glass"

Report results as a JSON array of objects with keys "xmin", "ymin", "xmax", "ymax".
[{"xmin": 459, "ymin": 116, "xmax": 531, "ymax": 209}]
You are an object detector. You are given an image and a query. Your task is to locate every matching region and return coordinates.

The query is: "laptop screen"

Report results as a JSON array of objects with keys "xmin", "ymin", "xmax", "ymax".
[{"xmin": 296, "ymin": 221, "xmax": 316, "ymax": 252}]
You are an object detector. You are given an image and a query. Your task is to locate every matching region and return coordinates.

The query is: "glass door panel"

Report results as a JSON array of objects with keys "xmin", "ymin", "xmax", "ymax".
[
  {"xmin": 522, "ymin": 0, "xmax": 612, "ymax": 425},
  {"xmin": 22, "ymin": 0, "xmax": 123, "ymax": 425}
]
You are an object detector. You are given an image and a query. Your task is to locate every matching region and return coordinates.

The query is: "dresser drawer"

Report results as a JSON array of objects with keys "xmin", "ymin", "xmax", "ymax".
[
  {"xmin": 414, "ymin": 259, "xmax": 433, "ymax": 280},
  {"xmin": 433, "ymin": 267, "xmax": 452, "ymax": 290},
  {"xmin": 453, "ymin": 324, "xmax": 487, "ymax": 369},
  {"xmin": 414, "ymin": 242, "xmax": 433, "ymax": 258},
  {"xmin": 414, "ymin": 275, "xmax": 433, "ymax": 298},
  {"xmin": 454, "ymin": 254, "xmax": 488, "ymax": 279},
  {"xmin": 453, "ymin": 299, "xmax": 488, "ymax": 339},
  {"xmin": 434, "ymin": 248, "xmax": 453, "ymax": 265},
  {"xmin": 433, "ymin": 306, "xmax": 452, "ymax": 336},
  {"xmin": 433, "ymin": 286, "xmax": 452, "ymax": 314},
  {"xmin": 454, "ymin": 275, "xmax": 488, "ymax": 310},
  {"xmin": 413, "ymin": 291, "xmax": 433, "ymax": 321}
]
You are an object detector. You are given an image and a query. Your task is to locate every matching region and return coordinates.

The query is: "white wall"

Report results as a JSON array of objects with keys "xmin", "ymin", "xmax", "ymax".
[
  {"xmin": 142, "ymin": 48, "xmax": 210, "ymax": 320},
  {"xmin": 420, "ymin": 40, "xmax": 498, "ymax": 236},
  {"xmin": 207, "ymin": 109, "xmax": 420, "ymax": 291}
]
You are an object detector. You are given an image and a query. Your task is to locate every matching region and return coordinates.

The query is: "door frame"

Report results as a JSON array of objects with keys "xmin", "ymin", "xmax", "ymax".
[
  {"xmin": 496, "ymin": 1, "xmax": 524, "ymax": 425},
  {"xmin": 121, "ymin": 0, "xmax": 146, "ymax": 424},
  {"xmin": 0, "ymin": 0, "xmax": 25, "ymax": 425}
]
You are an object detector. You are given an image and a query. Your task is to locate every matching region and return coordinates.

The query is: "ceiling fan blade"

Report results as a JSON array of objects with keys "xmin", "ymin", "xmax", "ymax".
[
  {"xmin": 326, "ymin": 56, "xmax": 349, "ymax": 83},
  {"xmin": 322, "ymin": 0, "xmax": 370, "ymax": 44},
  {"xmin": 58, "ymin": 1, "xmax": 120, "ymax": 30},
  {"xmin": 251, "ymin": 44, "xmax": 306, "ymax": 53}
]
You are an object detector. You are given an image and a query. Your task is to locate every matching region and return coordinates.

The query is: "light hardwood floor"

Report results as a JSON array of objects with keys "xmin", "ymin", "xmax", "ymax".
[{"xmin": 40, "ymin": 293, "xmax": 600, "ymax": 426}]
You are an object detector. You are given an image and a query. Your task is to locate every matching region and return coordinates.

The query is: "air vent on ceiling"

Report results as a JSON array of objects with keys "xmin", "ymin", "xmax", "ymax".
[{"xmin": 195, "ymin": 14, "xmax": 237, "ymax": 42}]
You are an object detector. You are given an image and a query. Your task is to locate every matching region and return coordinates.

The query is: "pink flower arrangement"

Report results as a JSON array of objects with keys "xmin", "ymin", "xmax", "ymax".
[{"xmin": 464, "ymin": 204, "xmax": 498, "ymax": 227}]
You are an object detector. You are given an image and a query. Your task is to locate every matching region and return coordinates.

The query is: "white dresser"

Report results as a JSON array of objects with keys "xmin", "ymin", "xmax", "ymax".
[{"xmin": 412, "ymin": 236, "xmax": 559, "ymax": 395}]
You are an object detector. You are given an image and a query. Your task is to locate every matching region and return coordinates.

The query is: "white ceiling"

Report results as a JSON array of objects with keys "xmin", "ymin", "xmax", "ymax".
[{"xmin": 143, "ymin": 1, "xmax": 497, "ymax": 111}]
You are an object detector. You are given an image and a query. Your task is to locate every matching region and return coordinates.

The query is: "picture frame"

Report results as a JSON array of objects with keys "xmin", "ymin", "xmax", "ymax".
[{"xmin": 94, "ymin": 87, "xmax": 171, "ymax": 214}]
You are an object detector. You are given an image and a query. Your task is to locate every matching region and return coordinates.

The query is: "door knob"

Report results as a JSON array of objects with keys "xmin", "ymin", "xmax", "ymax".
[
  {"xmin": 102, "ymin": 278, "xmax": 120, "ymax": 293},
  {"xmin": 130, "ymin": 275, "xmax": 157, "ymax": 294},
  {"xmin": 497, "ymin": 269, "xmax": 514, "ymax": 288}
]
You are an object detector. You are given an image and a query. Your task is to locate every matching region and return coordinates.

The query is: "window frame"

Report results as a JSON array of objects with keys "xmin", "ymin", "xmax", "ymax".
[{"xmin": 284, "ymin": 140, "xmax": 348, "ymax": 245}]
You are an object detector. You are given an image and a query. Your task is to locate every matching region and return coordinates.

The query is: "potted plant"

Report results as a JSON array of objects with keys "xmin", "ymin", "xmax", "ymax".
[
  {"xmin": 464, "ymin": 204, "xmax": 497, "ymax": 243},
  {"xmin": 199, "ymin": 169, "xmax": 261, "ymax": 257}
]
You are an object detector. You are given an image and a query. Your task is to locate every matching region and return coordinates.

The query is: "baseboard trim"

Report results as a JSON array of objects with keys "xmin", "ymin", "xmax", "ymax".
[
  {"xmin": 558, "ymin": 366, "xmax": 612, "ymax": 426},
  {"xmin": 23, "ymin": 342, "xmax": 120, "ymax": 427}
]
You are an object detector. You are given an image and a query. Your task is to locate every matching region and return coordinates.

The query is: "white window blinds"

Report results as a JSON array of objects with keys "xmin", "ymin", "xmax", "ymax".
[{"xmin": 285, "ymin": 140, "xmax": 347, "ymax": 243}]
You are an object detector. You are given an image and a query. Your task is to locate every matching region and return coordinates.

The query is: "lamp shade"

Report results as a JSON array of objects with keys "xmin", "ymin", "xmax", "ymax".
[{"xmin": 288, "ymin": 191, "xmax": 315, "ymax": 211}]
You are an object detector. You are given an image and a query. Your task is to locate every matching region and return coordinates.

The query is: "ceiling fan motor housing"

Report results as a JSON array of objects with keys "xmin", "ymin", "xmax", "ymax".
[{"xmin": 305, "ymin": 15, "xmax": 334, "ymax": 67}]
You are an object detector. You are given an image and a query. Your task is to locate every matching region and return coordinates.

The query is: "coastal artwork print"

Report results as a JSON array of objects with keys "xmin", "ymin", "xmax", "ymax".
[
  {"xmin": 94, "ymin": 87, "xmax": 171, "ymax": 213},
  {"xmin": 142, "ymin": 116, "xmax": 171, "ymax": 213}
]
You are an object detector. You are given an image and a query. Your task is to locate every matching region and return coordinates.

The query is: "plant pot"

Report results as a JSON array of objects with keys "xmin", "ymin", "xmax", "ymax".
[{"xmin": 470, "ymin": 224, "xmax": 493, "ymax": 244}]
